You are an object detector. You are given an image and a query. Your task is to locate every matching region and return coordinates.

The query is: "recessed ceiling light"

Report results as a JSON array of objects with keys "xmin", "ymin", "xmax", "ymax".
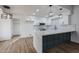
[
  {"xmin": 36, "ymin": 9, "xmax": 39, "ymax": 12},
  {"xmin": 32, "ymin": 13, "xmax": 36, "ymax": 15}
]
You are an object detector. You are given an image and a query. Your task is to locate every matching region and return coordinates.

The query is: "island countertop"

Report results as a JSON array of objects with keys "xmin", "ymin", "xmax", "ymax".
[
  {"xmin": 34, "ymin": 25, "xmax": 76, "ymax": 36},
  {"xmin": 33, "ymin": 25, "xmax": 76, "ymax": 53}
]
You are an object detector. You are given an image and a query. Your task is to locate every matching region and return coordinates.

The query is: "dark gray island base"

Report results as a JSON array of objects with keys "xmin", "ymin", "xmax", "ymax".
[{"xmin": 42, "ymin": 32, "xmax": 71, "ymax": 53}]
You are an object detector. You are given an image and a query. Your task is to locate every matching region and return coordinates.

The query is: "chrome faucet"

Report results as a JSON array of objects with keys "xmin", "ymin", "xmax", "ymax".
[{"xmin": 54, "ymin": 25, "xmax": 57, "ymax": 30}]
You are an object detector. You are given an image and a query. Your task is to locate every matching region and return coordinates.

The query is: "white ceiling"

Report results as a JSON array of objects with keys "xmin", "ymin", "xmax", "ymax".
[
  {"xmin": 2, "ymin": 5, "xmax": 71, "ymax": 18},
  {"xmin": 9, "ymin": 5, "xmax": 48, "ymax": 16}
]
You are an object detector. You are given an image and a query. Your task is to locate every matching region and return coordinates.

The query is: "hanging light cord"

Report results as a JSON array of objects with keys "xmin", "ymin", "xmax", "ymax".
[
  {"xmin": 48, "ymin": 5, "xmax": 53, "ymax": 17},
  {"xmin": 49, "ymin": 5, "xmax": 52, "ymax": 13}
]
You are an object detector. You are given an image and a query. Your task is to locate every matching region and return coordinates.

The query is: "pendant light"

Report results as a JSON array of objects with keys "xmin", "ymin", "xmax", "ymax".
[
  {"xmin": 58, "ymin": 8, "xmax": 63, "ymax": 18},
  {"xmin": 1, "ymin": 5, "xmax": 13, "ymax": 19},
  {"xmin": 48, "ymin": 5, "xmax": 53, "ymax": 17}
]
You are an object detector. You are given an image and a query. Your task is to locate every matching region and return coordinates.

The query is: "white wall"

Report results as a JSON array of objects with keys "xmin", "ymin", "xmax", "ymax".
[
  {"xmin": 71, "ymin": 6, "xmax": 79, "ymax": 43},
  {"xmin": 20, "ymin": 17, "xmax": 34, "ymax": 37},
  {"xmin": 0, "ymin": 19, "xmax": 12, "ymax": 40},
  {"xmin": 12, "ymin": 18, "xmax": 20, "ymax": 35},
  {"xmin": 21, "ymin": 22, "xmax": 34, "ymax": 37}
]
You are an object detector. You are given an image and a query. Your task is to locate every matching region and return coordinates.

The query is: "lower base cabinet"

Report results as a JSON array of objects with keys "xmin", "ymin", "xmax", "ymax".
[{"xmin": 42, "ymin": 32, "xmax": 71, "ymax": 52}]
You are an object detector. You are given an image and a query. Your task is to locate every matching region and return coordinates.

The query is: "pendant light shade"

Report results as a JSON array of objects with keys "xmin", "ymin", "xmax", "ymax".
[
  {"xmin": 1, "ymin": 5, "xmax": 13, "ymax": 19},
  {"xmin": 48, "ymin": 5, "xmax": 53, "ymax": 17}
]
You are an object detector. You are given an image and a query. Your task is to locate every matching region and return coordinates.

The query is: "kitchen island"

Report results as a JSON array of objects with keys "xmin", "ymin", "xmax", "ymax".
[{"xmin": 33, "ymin": 25, "xmax": 76, "ymax": 53}]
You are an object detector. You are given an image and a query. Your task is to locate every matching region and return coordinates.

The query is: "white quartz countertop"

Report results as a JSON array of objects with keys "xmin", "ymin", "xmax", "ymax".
[{"xmin": 34, "ymin": 25, "xmax": 76, "ymax": 36}]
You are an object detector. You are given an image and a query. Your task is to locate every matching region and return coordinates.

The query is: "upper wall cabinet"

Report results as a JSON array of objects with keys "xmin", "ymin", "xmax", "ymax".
[{"xmin": 54, "ymin": 5, "xmax": 71, "ymax": 16}]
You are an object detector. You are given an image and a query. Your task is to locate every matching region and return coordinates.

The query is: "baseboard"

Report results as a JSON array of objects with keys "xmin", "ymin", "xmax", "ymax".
[
  {"xmin": 70, "ymin": 41, "xmax": 79, "ymax": 45},
  {"xmin": 12, "ymin": 35, "xmax": 20, "ymax": 38},
  {"xmin": 13, "ymin": 35, "xmax": 20, "ymax": 36},
  {"xmin": 19, "ymin": 36, "xmax": 33, "ymax": 39},
  {"xmin": 0, "ymin": 37, "xmax": 10, "ymax": 41},
  {"xmin": 71, "ymin": 39, "xmax": 79, "ymax": 44}
]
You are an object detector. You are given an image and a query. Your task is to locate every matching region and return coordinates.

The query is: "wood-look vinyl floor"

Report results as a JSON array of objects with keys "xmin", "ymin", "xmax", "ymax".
[
  {"xmin": 0, "ymin": 37, "xmax": 79, "ymax": 53},
  {"xmin": 46, "ymin": 42, "xmax": 79, "ymax": 53},
  {"xmin": 0, "ymin": 37, "xmax": 36, "ymax": 53}
]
